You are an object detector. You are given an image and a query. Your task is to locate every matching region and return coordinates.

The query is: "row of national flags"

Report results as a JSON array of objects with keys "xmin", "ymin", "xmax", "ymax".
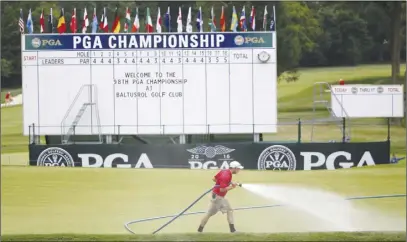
[{"xmin": 18, "ymin": 5, "xmax": 276, "ymax": 34}]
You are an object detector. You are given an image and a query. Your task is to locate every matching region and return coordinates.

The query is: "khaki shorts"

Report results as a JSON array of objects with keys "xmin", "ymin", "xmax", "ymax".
[{"xmin": 208, "ymin": 193, "xmax": 232, "ymax": 215}]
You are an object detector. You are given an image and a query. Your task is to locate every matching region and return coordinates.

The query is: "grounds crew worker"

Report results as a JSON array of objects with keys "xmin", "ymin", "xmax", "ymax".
[
  {"xmin": 197, "ymin": 161, "xmax": 243, "ymax": 233},
  {"xmin": 4, "ymin": 92, "xmax": 12, "ymax": 104}
]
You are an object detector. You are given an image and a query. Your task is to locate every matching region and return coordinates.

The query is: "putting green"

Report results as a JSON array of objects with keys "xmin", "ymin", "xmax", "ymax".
[{"xmin": 2, "ymin": 165, "xmax": 405, "ymax": 235}]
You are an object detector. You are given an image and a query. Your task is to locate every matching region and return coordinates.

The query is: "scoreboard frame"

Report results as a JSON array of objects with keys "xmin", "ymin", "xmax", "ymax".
[{"xmin": 21, "ymin": 31, "xmax": 278, "ymax": 142}]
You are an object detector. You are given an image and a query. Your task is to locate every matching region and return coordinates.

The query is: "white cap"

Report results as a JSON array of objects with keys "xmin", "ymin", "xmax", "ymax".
[{"xmin": 229, "ymin": 161, "xmax": 244, "ymax": 169}]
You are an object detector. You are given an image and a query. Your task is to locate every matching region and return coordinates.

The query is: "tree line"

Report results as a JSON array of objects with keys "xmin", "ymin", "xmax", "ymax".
[{"xmin": 1, "ymin": 1, "xmax": 405, "ymax": 87}]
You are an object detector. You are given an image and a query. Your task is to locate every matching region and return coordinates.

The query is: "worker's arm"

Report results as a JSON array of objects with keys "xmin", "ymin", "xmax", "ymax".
[
  {"xmin": 230, "ymin": 181, "xmax": 239, "ymax": 186},
  {"xmin": 220, "ymin": 186, "xmax": 236, "ymax": 193},
  {"xmin": 219, "ymin": 182, "xmax": 237, "ymax": 193}
]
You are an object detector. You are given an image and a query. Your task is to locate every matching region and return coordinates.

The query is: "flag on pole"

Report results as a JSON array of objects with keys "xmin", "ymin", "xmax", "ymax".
[
  {"xmin": 156, "ymin": 7, "xmax": 162, "ymax": 33},
  {"xmin": 270, "ymin": 5, "xmax": 276, "ymax": 31},
  {"xmin": 70, "ymin": 8, "xmax": 77, "ymax": 33},
  {"xmin": 112, "ymin": 7, "xmax": 121, "ymax": 33},
  {"xmin": 145, "ymin": 8, "xmax": 153, "ymax": 33},
  {"xmin": 262, "ymin": 5, "xmax": 268, "ymax": 31},
  {"xmin": 239, "ymin": 6, "xmax": 247, "ymax": 32},
  {"xmin": 208, "ymin": 6, "xmax": 216, "ymax": 32},
  {"xmin": 99, "ymin": 7, "xmax": 109, "ymax": 32},
  {"xmin": 196, "ymin": 6, "xmax": 203, "ymax": 32},
  {"xmin": 220, "ymin": 6, "xmax": 225, "ymax": 32},
  {"xmin": 186, "ymin": 7, "xmax": 192, "ymax": 33},
  {"xmin": 124, "ymin": 7, "xmax": 131, "ymax": 33},
  {"xmin": 82, "ymin": 8, "xmax": 89, "ymax": 33},
  {"xmin": 40, "ymin": 8, "xmax": 45, "ymax": 33},
  {"xmin": 249, "ymin": 6, "xmax": 256, "ymax": 31},
  {"xmin": 177, "ymin": 7, "xmax": 182, "ymax": 32},
  {"xmin": 19, "ymin": 9, "xmax": 25, "ymax": 33},
  {"xmin": 26, "ymin": 9, "xmax": 33, "ymax": 34},
  {"xmin": 48, "ymin": 8, "xmax": 54, "ymax": 33},
  {"xmin": 230, "ymin": 6, "xmax": 238, "ymax": 32},
  {"xmin": 91, "ymin": 8, "xmax": 98, "ymax": 33},
  {"xmin": 99, "ymin": 8, "xmax": 104, "ymax": 31},
  {"xmin": 164, "ymin": 6, "xmax": 171, "ymax": 32},
  {"xmin": 57, "ymin": 8, "xmax": 66, "ymax": 34},
  {"xmin": 132, "ymin": 8, "xmax": 140, "ymax": 32}
]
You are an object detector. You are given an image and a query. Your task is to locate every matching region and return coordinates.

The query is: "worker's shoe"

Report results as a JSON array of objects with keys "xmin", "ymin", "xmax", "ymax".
[
  {"xmin": 229, "ymin": 224, "xmax": 236, "ymax": 233},
  {"xmin": 197, "ymin": 225, "xmax": 204, "ymax": 232}
]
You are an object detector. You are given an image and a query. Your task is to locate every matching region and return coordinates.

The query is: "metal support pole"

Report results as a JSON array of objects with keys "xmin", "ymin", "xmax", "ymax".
[
  {"xmin": 34, "ymin": 136, "xmax": 40, "ymax": 144},
  {"xmin": 253, "ymin": 133, "xmax": 260, "ymax": 142},
  {"xmin": 387, "ymin": 118, "xmax": 391, "ymax": 142},
  {"xmin": 298, "ymin": 118, "xmax": 302, "ymax": 143},
  {"xmin": 342, "ymin": 118, "xmax": 346, "ymax": 143},
  {"xmin": 179, "ymin": 134, "xmax": 186, "ymax": 144},
  {"xmin": 117, "ymin": 125, "xmax": 120, "ymax": 144},
  {"xmin": 29, "ymin": 124, "xmax": 32, "ymax": 144},
  {"xmin": 30, "ymin": 123, "xmax": 40, "ymax": 144},
  {"xmin": 31, "ymin": 123, "xmax": 36, "ymax": 144},
  {"xmin": 106, "ymin": 135, "xmax": 112, "ymax": 144},
  {"xmin": 73, "ymin": 126, "xmax": 76, "ymax": 144}
]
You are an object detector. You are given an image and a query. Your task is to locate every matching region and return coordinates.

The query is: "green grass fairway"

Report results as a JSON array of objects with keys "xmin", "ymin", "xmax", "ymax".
[
  {"xmin": 2, "ymin": 232, "xmax": 406, "ymax": 241},
  {"xmin": 1, "ymin": 105, "xmax": 45, "ymax": 154},
  {"xmin": 1, "ymin": 105, "xmax": 31, "ymax": 154},
  {"xmin": 2, "ymin": 165, "xmax": 405, "ymax": 238}
]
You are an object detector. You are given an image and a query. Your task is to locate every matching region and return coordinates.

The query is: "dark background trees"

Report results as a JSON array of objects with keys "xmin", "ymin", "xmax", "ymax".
[{"xmin": 1, "ymin": 1, "xmax": 405, "ymax": 87}]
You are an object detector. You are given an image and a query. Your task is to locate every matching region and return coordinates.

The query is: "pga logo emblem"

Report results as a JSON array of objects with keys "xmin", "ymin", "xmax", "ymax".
[
  {"xmin": 257, "ymin": 145, "xmax": 296, "ymax": 171},
  {"xmin": 301, "ymin": 151, "xmax": 376, "ymax": 170},
  {"xmin": 37, "ymin": 147, "xmax": 75, "ymax": 167},
  {"xmin": 187, "ymin": 145, "xmax": 235, "ymax": 169},
  {"xmin": 36, "ymin": 148, "xmax": 155, "ymax": 168}
]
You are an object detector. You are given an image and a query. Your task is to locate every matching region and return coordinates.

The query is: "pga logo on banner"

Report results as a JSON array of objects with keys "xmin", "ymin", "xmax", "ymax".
[{"xmin": 257, "ymin": 145, "xmax": 377, "ymax": 171}]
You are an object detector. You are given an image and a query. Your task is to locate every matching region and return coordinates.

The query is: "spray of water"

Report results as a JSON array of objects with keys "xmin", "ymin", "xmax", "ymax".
[{"xmin": 242, "ymin": 183, "xmax": 405, "ymax": 232}]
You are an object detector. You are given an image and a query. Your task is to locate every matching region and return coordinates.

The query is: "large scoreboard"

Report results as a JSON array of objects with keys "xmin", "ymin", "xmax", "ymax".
[{"xmin": 21, "ymin": 32, "xmax": 277, "ymax": 136}]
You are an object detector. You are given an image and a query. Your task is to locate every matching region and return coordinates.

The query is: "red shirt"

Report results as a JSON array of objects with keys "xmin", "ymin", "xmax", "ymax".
[{"xmin": 212, "ymin": 169, "xmax": 232, "ymax": 197}]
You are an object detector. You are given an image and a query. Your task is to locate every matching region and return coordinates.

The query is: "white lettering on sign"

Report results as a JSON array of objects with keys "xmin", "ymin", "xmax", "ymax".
[
  {"xmin": 301, "ymin": 151, "xmax": 375, "ymax": 170},
  {"xmin": 74, "ymin": 36, "xmax": 103, "ymax": 49},
  {"xmin": 359, "ymin": 87, "xmax": 376, "ymax": 93},
  {"xmin": 78, "ymin": 153, "xmax": 153, "ymax": 168},
  {"xmin": 334, "ymin": 87, "xmax": 348, "ymax": 93},
  {"xmin": 387, "ymin": 87, "xmax": 401, "ymax": 93},
  {"xmin": 72, "ymin": 34, "xmax": 226, "ymax": 49},
  {"xmin": 331, "ymin": 85, "xmax": 404, "ymax": 95}
]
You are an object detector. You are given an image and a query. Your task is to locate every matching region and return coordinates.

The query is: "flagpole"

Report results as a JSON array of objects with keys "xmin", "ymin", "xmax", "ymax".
[
  {"xmin": 168, "ymin": 6, "xmax": 171, "ymax": 32},
  {"xmin": 263, "ymin": 5, "xmax": 267, "ymax": 32},
  {"xmin": 272, "ymin": 4, "xmax": 277, "ymax": 147},
  {"xmin": 273, "ymin": 5, "xmax": 276, "ymax": 32},
  {"xmin": 50, "ymin": 8, "xmax": 53, "ymax": 33}
]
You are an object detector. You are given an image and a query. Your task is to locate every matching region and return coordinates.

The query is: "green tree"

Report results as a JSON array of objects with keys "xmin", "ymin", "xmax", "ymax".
[
  {"xmin": 300, "ymin": 2, "xmax": 372, "ymax": 66},
  {"xmin": 357, "ymin": 1, "xmax": 406, "ymax": 82},
  {"xmin": 1, "ymin": 58, "xmax": 13, "ymax": 78},
  {"xmin": 276, "ymin": 1, "xmax": 321, "ymax": 79}
]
